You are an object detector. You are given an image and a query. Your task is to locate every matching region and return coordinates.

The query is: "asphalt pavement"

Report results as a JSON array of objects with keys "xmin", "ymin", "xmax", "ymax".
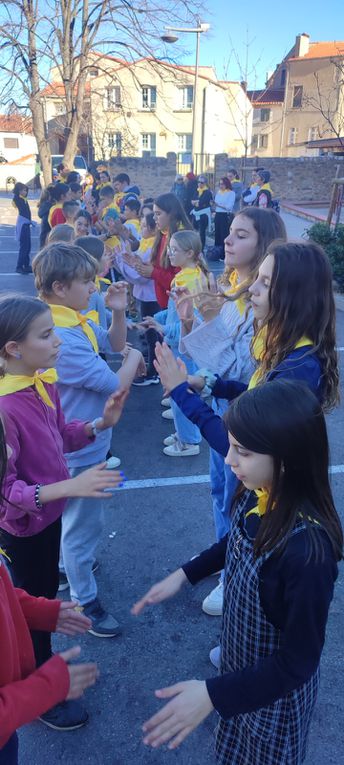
[{"xmin": 0, "ymin": 193, "xmax": 343, "ymax": 764}]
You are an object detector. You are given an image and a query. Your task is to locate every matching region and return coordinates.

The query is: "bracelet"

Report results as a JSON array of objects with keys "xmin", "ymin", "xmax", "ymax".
[
  {"xmin": 90, "ymin": 417, "xmax": 103, "ymax": 437},
  {"xmin": 35, "ymin": 484, "xmax": 43, "ymax": 509}
]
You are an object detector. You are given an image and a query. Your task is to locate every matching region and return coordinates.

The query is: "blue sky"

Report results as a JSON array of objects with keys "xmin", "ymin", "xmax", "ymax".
[{"xmin": 175, "ymin": 0, "xmax": 344, "ymax": 88}]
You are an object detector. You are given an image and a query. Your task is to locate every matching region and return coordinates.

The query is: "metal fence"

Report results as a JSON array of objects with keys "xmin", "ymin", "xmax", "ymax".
[{"xmin": 177, "ymin": 152, "xmax": 215, "ymax": 189}]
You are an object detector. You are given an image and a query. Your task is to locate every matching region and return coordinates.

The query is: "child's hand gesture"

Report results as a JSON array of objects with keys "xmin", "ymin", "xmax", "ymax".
[
  {"xmin": 193, "ymin": 292, "xmax": 225, "ymax": 322},
  {"xmin": 56, "ymin": 601, "xmax": 91, "ymax": 635},
  {"xmin": 171, "ymin": 287, "xmax": 194, "ymax": 322},
  {"xmin": 59, "ymin": 646, "xmax": 99, "ymax": 700},
  {"xmin": 153, "ymin": 342, "xmax": 187, "ymax": 392},
  {"xmin": 105, "ymin": 281, "xmax": 128, "ymax": 311},
  {"xmin": 138, "ymin": 316, "xmax": 164, "ymax": 334},
  {"xmin": 142, "ymin": 680, "xmax": 214, "ymax": 750},
  {"xmin": 100, "ymin": 388, "xmax": 129, "ymax": 429},
  {"xmin": 69, "ymin": 463, "xmax": 124, "ymax": 498},
  {"xmin": 131, "ymin": 568, "xmax": 187, "ymax": 616},
  {"xmin": 135, "ymin": 260, "xmax": 154, "ymax": 278}
]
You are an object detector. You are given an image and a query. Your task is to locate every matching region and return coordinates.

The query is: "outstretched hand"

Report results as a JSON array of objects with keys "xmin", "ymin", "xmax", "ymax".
[
  {"xmin": 142, "ymin": 680, "xmax": 214, "ymax": 750},
  {"xmin": 153, "ymin": 343, "xmax": 187, "ymax": 393},
  {"xmin": 55, "ymin": 601, "xmax": 91, "ymax": 635},
  {"xmin": 101, "ymin": 388, "xmax": 129, "ymax": 429},
  {"xmin": 131, "ymin": 568, "xmax": 187, "ymax": 616}
]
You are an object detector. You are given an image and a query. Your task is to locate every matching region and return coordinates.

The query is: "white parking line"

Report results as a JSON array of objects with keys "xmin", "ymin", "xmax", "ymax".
[{"xmin": 120, "ymin": 466, "xmax": 344, "ymax": 491}]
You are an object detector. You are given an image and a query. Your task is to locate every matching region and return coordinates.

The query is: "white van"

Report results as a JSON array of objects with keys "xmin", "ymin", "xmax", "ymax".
[{"xmin": 51, "ymin": 154, "xmax": 88, "ymax": 181}]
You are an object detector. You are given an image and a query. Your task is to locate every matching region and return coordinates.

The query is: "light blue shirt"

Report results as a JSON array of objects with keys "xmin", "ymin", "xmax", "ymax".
[{"xmin": 54, "ymin": 321, "xmax": 119, "ymax": 468}]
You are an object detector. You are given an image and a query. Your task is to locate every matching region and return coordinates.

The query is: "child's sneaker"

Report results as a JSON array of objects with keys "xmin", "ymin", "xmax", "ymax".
[
  {"xmin": 161, "ymin": 397, "xmax": 171, "ymax": 407},
  {"xmin": 209, "ymin": 645, "xmax": 221, "ymax": 669},
  {"xmin": 83, "ymin": 597, "xmax": 121, "ymax": 638},
  {"xmin": 163, "ymin": 440, "xmax": 200, "ymax": 457},
  {"xmin": 58, "ymin": 572, "xmax": 69, "ymax": 592},
  {"xmin": 163, "ymin": 432, "xmax": 177, "ymax": 446},
  {"xmin": 132, "ymin": 374, "xmax": 159, "ymax": 386},
  {"xmin": 39, "ymin": 700, "xmax": 88, "ymax": 730},
  {"xmin": 202, "ymin": 581, "xmax": 223, "ymax": 616},
  {"xmin": 161, "ymin": 408, "xmax": 174, "ymax": 419}
]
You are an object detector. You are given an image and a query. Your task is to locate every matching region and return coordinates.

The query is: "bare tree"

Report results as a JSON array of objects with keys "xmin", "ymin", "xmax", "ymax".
[
  {"xmin": 0, "ymin": 0, "xmax": 204, "ymax": 184},
  {"xmin": 302, "ymin": 58, "xmax": 344, "ymax": 146}
]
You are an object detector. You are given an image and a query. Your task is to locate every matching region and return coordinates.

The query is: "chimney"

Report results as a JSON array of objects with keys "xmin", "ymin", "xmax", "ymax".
[{"xmin": 294, "ymin": 33, "xmax": 310, "ymax": 58}]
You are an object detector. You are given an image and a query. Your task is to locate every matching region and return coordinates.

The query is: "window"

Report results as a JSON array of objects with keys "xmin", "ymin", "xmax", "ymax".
[
  {"xmin": 292, "ymin": 85, "xmax": 303, "ymax": 108},
  {"xmin": 259, "ymin": 134, "xmax": 268, "ymax": 148},
  {"xmin": 89, "ymin": 68, "xmax": 99, "ymax": 77},
  {"xmin": 178, "ymin": 85, "xmax": 193, "ymax": 109},
  {"xmin": 105, "ymin": 86, "xmax": 121, "ymax": 110},
  {"xmin": 177, "ymin": 134, "xmax": 192, "ymax": 152},
  {"xmin": 288, "ymin": 127, "xmax": 298, "ymax": 145},
  {"xmin": 251, "ymin": 134, "xmax": 258, "ymax": 150},
  {"xmin": 252, "ymin": 109, "xmax": 261, "ymax": 123},
  {"xmin": 260, "ymin": 109, "xmax": 270, "ymax": 122},
  {"xmin": 4, "ymin": 137, "xmax": 19, "ymax": 149},
  {"xmin": 308, "ymin": 126, "xmax": 318, "ymax": 142},
  {"xmin": 107, "ymin": 132, "xmax": 122, "ymax": 153},
  {"xmin": 280, "ymin": 69, "xmax": 286, "ymax": 87},
  {"xmin": 141, "ymin": 86, "xmax": 157, "ymax": 110},
  {"xmin": 141, "ymin": 133, "xmax": 156, "ymax": 156}
]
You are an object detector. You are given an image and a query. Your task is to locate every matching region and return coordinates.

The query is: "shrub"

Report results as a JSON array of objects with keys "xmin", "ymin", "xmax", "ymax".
[{"xmin": 307, "ymin": 222, "xmax": 344, "ymax": 292}]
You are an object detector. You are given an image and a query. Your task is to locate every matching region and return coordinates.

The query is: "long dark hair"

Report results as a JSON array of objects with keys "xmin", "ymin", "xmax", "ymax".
[
  {"xmin": 259, "ymin": 240, "xmax": 339, "ymax": 411},
  {"xmin": 224, "ymin": 380, "xmax": 343, "ymax": 562},
  {"xmin": 151, "ymin": 192, "xmax": 192, "ymax": 268},
  {"xmin": 0, "ymin": 417, "xmax": 7, "ymax": 510}
]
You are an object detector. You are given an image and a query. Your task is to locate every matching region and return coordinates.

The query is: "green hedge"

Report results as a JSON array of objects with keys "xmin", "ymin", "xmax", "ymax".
[{"xmin": 306, "ymin": 223, "xmax": 344, "ymax": 292}]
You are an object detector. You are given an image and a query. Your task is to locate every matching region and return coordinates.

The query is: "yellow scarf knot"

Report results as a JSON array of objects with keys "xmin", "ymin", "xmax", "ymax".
[
  {"xmin": 0, "ymin": 368, "xmax": 58, "ymax": 408},
  {"xmin": 223, "ymin": 270, "xmax": 249, "ymax": 315},
  {"xmin": 246, "ymin": 488, "xmax": 270, "ymax": 518},
  {"xmin": 95, "ymin": 275, "xmax": 111, "ymax": 291},
  {"xmin": 49, "ymin": 305, "xmax": 99, "ymax": 353}
]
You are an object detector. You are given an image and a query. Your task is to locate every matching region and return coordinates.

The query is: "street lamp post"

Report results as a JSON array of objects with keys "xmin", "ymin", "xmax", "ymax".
[{"xmin": 161, "ymin": 19, "xmax": 210, "ymax": 169}]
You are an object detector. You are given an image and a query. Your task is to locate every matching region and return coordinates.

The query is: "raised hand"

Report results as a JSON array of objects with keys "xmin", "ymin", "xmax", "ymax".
[
  {"xmin": 55, "ymin": 601, "xmax": 91, "ymax": 635},
  {"xmin": 142, "ymin": 680, "xmax": 214, "ymax": 750},
  {"xmin": 105, "ymin": 281, "xmax": 128, "ymax": 311},
  {"xmin": 101, "ymin": 388, "xmax": 129, "ymax": 429},
  {"xmin": 59, "ymin": 646, "xmax": 99, "ymax": 700},
  {"xmin": 193, "ymin": 292, "xmax": 225, "ymax": 322},
  {"xmin": 153, "ymin": 342, "xmax": 187, "ymax": 393},
  {"xmin": 69, "ymin": 463, "xmax": 124, "ymax": 498},
  {"xmin": 131, "ymin": 568, "xmax": 187, "ymax": 616},
  {"xmin": 135, "ymin": 261, "xmax": 154, "ymax": 278},
  {"xmin": 172, "ymin": 287, "xmax": 194, "ymax": 322}
]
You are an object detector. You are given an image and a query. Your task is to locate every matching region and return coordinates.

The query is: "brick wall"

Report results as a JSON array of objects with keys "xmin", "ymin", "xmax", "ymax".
[
  {"xmin": 214, "ymin": 154, "xmax": 344, "ymax": 202},
  {"xmin": 108, "ymin": 152, "xmax": 177, "ymax": 198}
]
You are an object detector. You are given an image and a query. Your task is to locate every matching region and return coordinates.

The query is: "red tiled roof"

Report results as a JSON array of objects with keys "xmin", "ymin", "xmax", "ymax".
[
  {"xmin": 247, "ymin": 88, "xmax": 285, "ymax": 105},
  {"xmin": 0, "ymin": 114, "xmax": 33, "ymax": 134},
  {"xmin": 40, "ymin": 81, "xmax": 91, "ymax": 97},
  {"xmin": 290, "ymin": 41, "xmax": 344, "ymax": 61}
]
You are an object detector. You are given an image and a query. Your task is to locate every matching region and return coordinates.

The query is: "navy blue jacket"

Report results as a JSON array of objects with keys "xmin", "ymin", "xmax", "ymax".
[{"xmin": 170, "ymin": 346, "xmax": 323, "ymax": 457}]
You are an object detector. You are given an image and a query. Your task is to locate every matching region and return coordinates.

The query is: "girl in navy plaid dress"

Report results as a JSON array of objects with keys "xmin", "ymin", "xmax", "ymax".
[{"xmin": 133, "ymin": 380, "xmax": 342, "ymax": 764}]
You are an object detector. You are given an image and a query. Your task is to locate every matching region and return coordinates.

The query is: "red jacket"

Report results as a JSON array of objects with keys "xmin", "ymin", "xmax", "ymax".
[
  {"xmin": 151, "ymin": 233, "xmax": 179, "ymax": 309},
  {"xmin": 0, "ymin": 560, "xmax": 69, "ymax": 747}
]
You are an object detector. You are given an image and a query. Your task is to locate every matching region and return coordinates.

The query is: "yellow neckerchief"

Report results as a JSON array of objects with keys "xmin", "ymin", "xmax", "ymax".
[
  {"xmin": 171, "ymin": 265, "xmax": 203, "ymax": 291},
  {"xmin": 0, "ymin": 368, "xmax": 58, "ymax": 408},
  {"xmin": 48, "ymin": 202, "xmax": 63, "ymax": 226},
  {"xmin": 224, "ymin": 270, "xmax": 249, "ymax": 316},
  {"xmin": 95, "ymin": 275, "xmax": 111, "ymax": 291},
  {"xmin": 197, "ymin": 183, "xmax": 208, "ymax": 193},
  {"xmin": 138, "ymin": 236, "xmax": 155, "ymax": 254},
  {"xmin": 96, "ymin": 182, "xmax": 112, "ymax": 191},
  {"xmin": 248, "ymin": 333, "xmax": 314, "ymax": 390},
  {"xmin": 0, "ymin": 548, "xmax": 11, "ymax": 562},
  {"xmin": 246, "ymin": 488, "xmax": 270, "ymax": 519},
  {"xmin": 49, "ymin": 304, "xmax": 99, "ymax": 353},
  {"xmin": 126, "ymin": 218, "xmax": 141, "ymax": 233},
  {"xmin": 101, "ymin": 202, "xmax": 117, "ymax": 220},
  {"xmin": 105, "ymin": 234, "xmax": 120, "ymax": 249},
  {"xmin": 259, "ymin": 183, "xmax": 272, "ymax": 193},
  {"xmin": 114, "ymin": 192, "xmax": 125, "ymax": 212}
]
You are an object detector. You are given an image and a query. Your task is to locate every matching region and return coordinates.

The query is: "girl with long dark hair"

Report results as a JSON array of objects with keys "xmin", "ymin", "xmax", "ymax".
[
  {"xmin": 132, "ymin": 380, "xmax": 342, "ymax": 764},
  {"xmin": 12, "ymin": 182, "xmax": 33, "ymax": 275}
]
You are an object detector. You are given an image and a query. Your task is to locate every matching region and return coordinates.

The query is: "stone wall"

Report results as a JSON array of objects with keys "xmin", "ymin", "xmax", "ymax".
[
  {"xmin": 214, "ymin": 154, "xmax": 344, "ymax": 202},
  {"xmin": 108, "ymin": 152, "xmax": 177, "ymax": 198}
]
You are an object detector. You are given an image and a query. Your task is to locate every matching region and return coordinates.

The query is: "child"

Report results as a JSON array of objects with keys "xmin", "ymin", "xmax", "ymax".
[
  {"xmin": 132, "ymin": 380, "xmax": 342, "ymax": 763},
  {"xmin": 48, "ymin": 183, "xmax": 71, "ymax": 228},
  {"xmin": 32, "ymin": 244, "xmax": 145, "ymax": 643},
  {"xmin": 68, "ymin": 182, "xmax": 83, "ymax": 202},
  {"xmin": 0, "ymin": 294, "xmax": 126, "ymax": 731},
  {"xmin": 48, "ymin": 223, "xmax": 75, "ymax": 244},
  {"xmin": 37, "ymin": 184, "xmax": 54, "ymax": 248},
  {"xmin": 62, "ymin": 199, "xmax": 80, "ymax": 226},
  {"xmin": 115, "ymin": 211, "xmax": 157, "ymax": 319},
  {"xmin": 98, "ymin": 184, "xmax": 117, "ymax": 220},
  {"xmin": 123, "ymin": 197, "xmax": 141, "ymax": 238},
  {"xmin": 74, "ymin": 209, "xmax": 91, "ymax": 237},
  {"xmin": 155, "ymin": 238, "xmax": 338, "ymax": 617},
  {"xmin": 12, "ymin": 182, "xmax": 35, "ymax": 275}
]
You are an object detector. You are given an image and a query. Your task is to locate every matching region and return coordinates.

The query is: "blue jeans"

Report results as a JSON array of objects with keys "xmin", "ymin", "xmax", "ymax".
[
  {"xmin": 170, "ymin": 398, "xmax": 201, "ymax": 445},
  {"xmin": 209, "ymin": 397, "xmax": 238, "ymax": 581},
  {"xmin": 0, "ymin": 733, "xmax": 18, "ymax": 765},
  {"xmin": 60, "ymin": 466, "xmax": 105, "ymax": 605}
]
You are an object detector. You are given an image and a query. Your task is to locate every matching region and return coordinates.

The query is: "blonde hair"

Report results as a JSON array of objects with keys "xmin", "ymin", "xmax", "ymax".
[
  {"xmin": 48, "ymin": 224, "xmax": 75, "ymax": 244},
  {"xmin": 32, "ymin": 243, "xmax": 97, "ymax": 298},
  {"xmin": 170, "ymin": 229, "xmax": 210, "ymax": 280}
]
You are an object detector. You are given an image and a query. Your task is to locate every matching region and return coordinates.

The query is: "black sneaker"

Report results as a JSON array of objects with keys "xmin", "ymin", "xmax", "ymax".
[
  {"xmin": 83, "ymin": 597, "xmax": 121, "ymax": 638},
  {"xmin": 15, "ymin": 266, "xmax": 28, "ymax": 275},
  {"xmin": 24, "ymin": 264, "xmax": 33, "ymax": 273},
  {"xmin": 58, "ymin": 560, "xmax": 100, "ymax": 592},
  {"xmin": 39, "ymin": 700, "xmax": 88, "ymax": 731},
  {"xmin": 132, "ymin": 374, "xmax": 160, "ymax": 387}
]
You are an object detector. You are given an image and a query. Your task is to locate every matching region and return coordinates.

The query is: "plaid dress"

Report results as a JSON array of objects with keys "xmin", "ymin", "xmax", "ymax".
[{"xmin": 215, "ymin": 492, "xmax": 320, "ymax": 765}]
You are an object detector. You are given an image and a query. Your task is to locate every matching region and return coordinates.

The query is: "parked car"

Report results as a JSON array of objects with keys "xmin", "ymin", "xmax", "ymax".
[
  {"xmin": 0, "ymin": 153, "xmax": 36, "ymax": 191},
  {"xmin": 51, "ymin": 154, "xmax": 88, "ymax": 181}
]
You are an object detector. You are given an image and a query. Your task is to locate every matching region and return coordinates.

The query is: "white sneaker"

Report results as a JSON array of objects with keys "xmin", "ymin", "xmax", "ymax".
[
  {"xmin": 163, "ymin": 432, "xmax": 177, "ymax": 446},
  {"xmin": 163, "ymin": 440, "xmax": 200, "ymax": 457},
  {"xmin": 162, "ymin": 408, "xmax": 174, "ymax": 420},
  {"xmin": 209, "ymin": 645, "xmax": 221, "ymax": 669},
  {"xmin": 161, "ymin": 397, "xmax": 171, "ymax": 407},
  {"xmin": 202, "ymin": 581, "xmax": 223, "ymax": 615}
]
